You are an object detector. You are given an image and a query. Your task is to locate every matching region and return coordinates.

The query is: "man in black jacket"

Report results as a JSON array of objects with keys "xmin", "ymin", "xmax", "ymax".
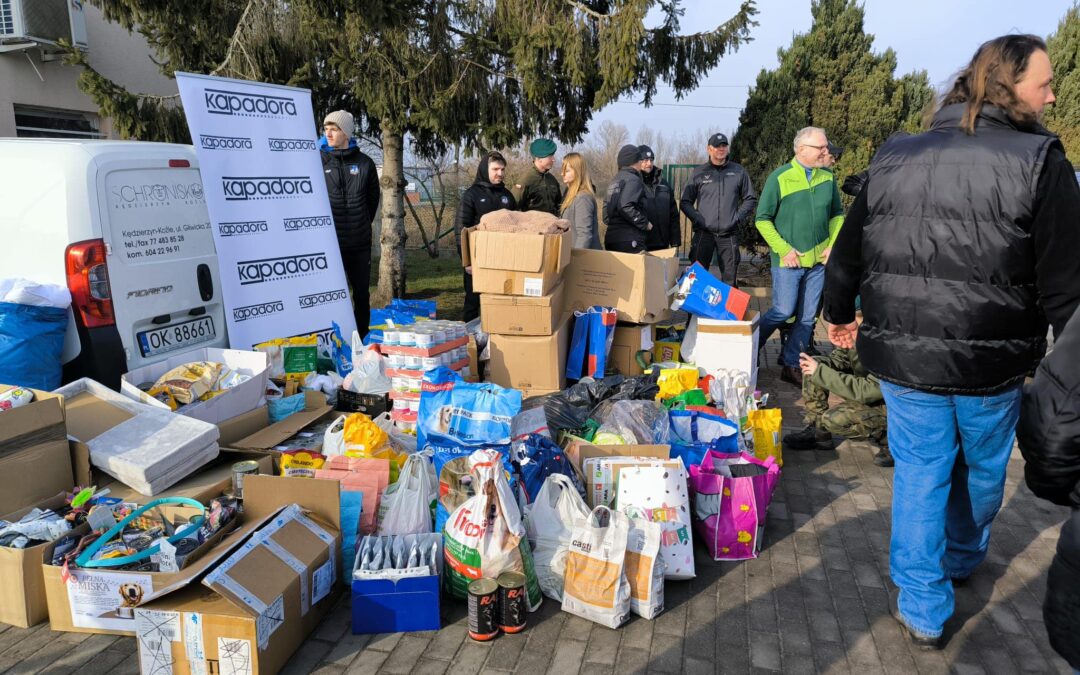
[
  {"xmin": 1017, "ymin": 304, "xmax": 1080, "ymax": 674},
  {"xmin": 823, "ymin": 35, "xmax": 1080, "ymax": 649},
  {"xmin": 321, "ymin": 110, "xmax": 380, "ymax": 340},
  {"xmin": 638, "ymin": 145, "xmax": 680, "ymax": 251},
  {"xmin": 603, "ymin": 144, "xmax": 652, "ymax": 253},
  {"xmin": 456, "ymin": 151, "xmax": 516, "ymax": 322},
  {"xmin": 680, "ymin": 133, "xmax": 757, "ymax": 286}
]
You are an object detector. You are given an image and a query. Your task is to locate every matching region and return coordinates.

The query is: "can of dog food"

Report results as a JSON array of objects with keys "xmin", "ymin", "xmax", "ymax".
[
  {"xmin": 467, "ymin": 578, "xmax": 500, "ymax": 641},
  {"xmin": 497, "ymin": 571, "xmax": 527, "ymax": 633}
]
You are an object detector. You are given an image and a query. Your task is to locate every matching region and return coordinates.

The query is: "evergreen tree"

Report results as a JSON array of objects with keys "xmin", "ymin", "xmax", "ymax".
[
  {"xmin": 730, "ymin": 0, "xmax": 932, "ymax": 245},
  {"xmin": 1045, "ymin": 3, "xmax": 1080, "ymax": 164}
]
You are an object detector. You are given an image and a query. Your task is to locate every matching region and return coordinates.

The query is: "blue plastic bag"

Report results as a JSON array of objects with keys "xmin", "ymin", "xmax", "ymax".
[
  {"xmin": 331, "ymin": 321, "xmax": 353, "ymax": 378},
  {"xmin": 671, "ymin": 262, "xmax": 750, "ymax": 321},
  {"xmin": 268, "ymin": 392, "xmax": 306, "ymax": 423},
  {"xmin": 0, "ymin": 301, "xmax": 68, "ymax": 390},
  {"xmin": 513, "ymin": 434, "xmax": 586, "ymax": 504},
  {"xmin": 388, "ymin": 299, "xmax": 437, "ymax": 319},
  {"xmin": 565, "ymin": 306, "xmax": 617, "ymax": 381},
  {"xmin": 417, "ymin": 366, "xmax": 521, "ymax": 450},
  {"xmin": 669, "ymin": 408, "xmax": 740, "ymax": 467}
]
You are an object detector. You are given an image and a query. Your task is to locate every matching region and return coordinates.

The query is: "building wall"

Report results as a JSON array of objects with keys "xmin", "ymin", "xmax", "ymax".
[{"xmin": 0, "ymin": 3, "xmax": 176, "ymax": 138}]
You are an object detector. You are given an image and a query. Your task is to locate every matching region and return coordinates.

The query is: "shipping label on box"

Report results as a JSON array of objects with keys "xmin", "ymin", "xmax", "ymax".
[{"xmin": 465, "ymin": 228, "xmax": 571, "ymax": 297}]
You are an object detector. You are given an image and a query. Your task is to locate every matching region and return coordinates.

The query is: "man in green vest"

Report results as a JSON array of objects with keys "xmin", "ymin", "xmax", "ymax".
[
  {"xmin": 512, "ymin": 138, "xmax": 562, "ymax": 215},
  {"xmin": 754, "ymin": 126, "xmax": 845, "ymax": 387}
]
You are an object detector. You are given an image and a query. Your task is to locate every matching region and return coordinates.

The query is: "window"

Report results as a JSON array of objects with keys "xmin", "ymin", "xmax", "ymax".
[{"xmin": 14, "ymin": 105, "xmax": 103, "ymax": 138}]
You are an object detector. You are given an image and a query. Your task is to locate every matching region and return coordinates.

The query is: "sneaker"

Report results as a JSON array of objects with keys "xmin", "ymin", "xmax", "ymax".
[
  {"xmin": 889, "ymin": 588, "xmax": 943, "ymax": 650},
  {"xmin": 872, "ymin": 439, "xmax": 894, "ymax": 467},
  {"xmin": 785, "ymin": 424, "xmax": 832, "ymax": 450}
]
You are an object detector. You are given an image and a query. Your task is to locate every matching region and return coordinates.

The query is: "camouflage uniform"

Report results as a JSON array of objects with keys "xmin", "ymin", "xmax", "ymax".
[{"xmin": 803, "ymin": 347, "xmax": 887, "ymax": 443}]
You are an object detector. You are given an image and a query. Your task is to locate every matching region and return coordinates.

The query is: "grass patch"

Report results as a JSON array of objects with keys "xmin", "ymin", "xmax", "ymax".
[{"xmin": 369, "ymin": 248, "xmax": 465, "ymax": 321}]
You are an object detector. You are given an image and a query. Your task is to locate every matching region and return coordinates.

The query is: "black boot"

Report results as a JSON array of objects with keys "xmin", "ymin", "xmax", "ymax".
[
  {"xmin": 872, "ymin": 437, "xmax": 894, "ymax": 467},
  {"xmin": 785, "ymin": 424, "xmax": 832, "ymax": 450}
]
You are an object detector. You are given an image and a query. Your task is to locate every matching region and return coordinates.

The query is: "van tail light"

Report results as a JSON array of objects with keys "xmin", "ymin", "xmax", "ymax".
[
  {"xmin": 65, "ymin": 239, "xmax": 115, "ymax": 328},
  {"xmin": 168, "ymin": 159, "xmax": 190, "ymax": 168}
]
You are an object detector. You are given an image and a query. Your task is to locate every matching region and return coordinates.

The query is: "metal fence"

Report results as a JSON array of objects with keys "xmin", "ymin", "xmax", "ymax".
[{"xmin": 661, "ymin": 163, "xmax": 700, "ymax": 260}]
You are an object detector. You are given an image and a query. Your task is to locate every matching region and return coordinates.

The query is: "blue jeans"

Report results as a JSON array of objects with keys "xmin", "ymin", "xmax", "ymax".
[
  {"xmin": 880, "ymin": 381, "xmax": 1023, "ymax": 638},
  {"xmin": 757, "ymin": 265, "xmax": 825, "ymax": 367}
]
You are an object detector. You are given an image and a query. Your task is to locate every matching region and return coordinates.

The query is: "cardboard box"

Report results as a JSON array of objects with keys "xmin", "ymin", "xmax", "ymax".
[
  {"xmin": 481, "ymin": 282, "xmax": 566, "ymax": 336},
  {"xmin": 43, "ymin": 502, "xmax": 275, "ymax": 635},
  {"xmin": 564, "ymin": 442, "xmax": 672, "ymax": 507},
  {"xmin": 120, "ymin": 347, "xmax": 270, "ymax": 424},
  {"xmin": 464, "ymin": 227, "xmax": 571, "ymax": 297},
  {"xmin": 0, "ymin": 385, "xmax": 72, "ymax": 516},
  {"xmin": 134, "ymin": 504, "xmax": 341, "ymax": 675},
  {"xmin": 224, "ymin": 391, "xmax": 335, "ymax": 456},
  {"xmin": 487, "ymin": 316, "xmax": 570, "ymax": 393},
  {"xmin": 0, "ymin": 494, "xmax": 88, "ymax": 628},
  {"xmin": 103, "ymin": 455, "xmax": 274, "ymax": 506},
  {"xmin": 563, "ymin": 247, "xmax": 681, "ymax": 323},
  {"xmin": 609, "ymin": 324, "xmax": 655, "ymax": 377},
  {"xmin": 680, "ymin": 311, "xmax": 761, "ymax": 391}
]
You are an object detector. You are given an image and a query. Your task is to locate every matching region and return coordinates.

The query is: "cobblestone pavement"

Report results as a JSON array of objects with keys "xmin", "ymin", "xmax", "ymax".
[{"xmin": 0, "ymin": 319, "xmax": 1072, "ymax": 674}]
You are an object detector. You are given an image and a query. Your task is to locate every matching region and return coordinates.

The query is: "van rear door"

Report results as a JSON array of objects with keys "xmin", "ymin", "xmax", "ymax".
[{"xmin": 97, "ymin": 156, "xmax": 228, "ymax": 372}]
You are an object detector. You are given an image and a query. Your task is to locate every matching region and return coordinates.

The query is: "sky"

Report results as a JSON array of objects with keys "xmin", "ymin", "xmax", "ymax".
[{"xmin": 587, "ymin": 0, "xmax": 1070, "ymax": 146}]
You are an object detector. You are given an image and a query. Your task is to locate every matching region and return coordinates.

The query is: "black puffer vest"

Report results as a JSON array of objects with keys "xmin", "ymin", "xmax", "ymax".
[{"xmin": 857, "ymin": 104, "xmax": 1058, "ymax": 394}]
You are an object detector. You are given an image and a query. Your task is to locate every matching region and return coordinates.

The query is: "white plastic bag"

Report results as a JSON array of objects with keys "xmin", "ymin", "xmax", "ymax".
[
  {"xmin": 346, "ymin": 342, "xmax": 391, "ymax": 395},
  {"xmin": 710, "ymin": 369, "xmax": 751, "ymax": 451},
  {"xmin": 378, "ymin": 452, "xmax": 437, "ymax": 535},
  {"xmin": 373, "ymin": 412, "xmax": 418, "ymax": 454},
  {"xmin": 525, "ymin": 474, "xmax": 591, "ymax": 601},
  {"xmin": 323, "ymin": 415, "xmax": 347, "ymax": 456},
  {"xmin": 562, "ymin": 506, "xmax": 632, "ymax": 629},
  {"xmin": 0, "ymin": 278, "xmax": 71, "ymax": 308},
  {"xmin": 623, "ymin": 508, "xmax": 665, "ymax": 619}
]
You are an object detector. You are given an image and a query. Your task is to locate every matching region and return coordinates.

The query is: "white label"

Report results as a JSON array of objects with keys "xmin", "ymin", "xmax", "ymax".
[
  {"xmin": 135, "ymin": 609, "xmax": 179, "ymax": 675},
  {"xmin": 312, "ymin": 558, "xmax": 334, "ymax": 606},
  {"xmin": 212, "ymin": 573, "xmax": 266, "ymax": 615},
  {"xmin": 182, "ymin": 612, "xmax": 206, "ymax": 666},
  {"xmin": 154, "ymin": 539, "xmax": 180, "ymax": 573},
  {"xmin": 217, "ymin": 637, "xmax": 252, "ymax": 675},
  {"xmin": 67, "ymin": 570, "xmax": 154, "ymax": 631},
  {"xmin": 256, "ymin": 594, "xmax": 285, "ymax": 651},
  {"xmin": 523, "ymin": 278, "xmax": 543, "ymax": 297}
]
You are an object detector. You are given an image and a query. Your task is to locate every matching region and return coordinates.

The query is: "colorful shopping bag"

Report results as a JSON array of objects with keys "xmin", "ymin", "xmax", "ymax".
[
  {"xmin": 688, "ymin": 450, "xmax": 780, "ymax": 561},
  {"xmin": 668, "ymin": 409, "xmax": 740, "ymax": 468},
  {"xmin": 670, "ymin": 262, "xmax": 751, "ymax": 320},
  {"xmin": 616, "ymin": 462, "xmax": 695, "ymax": 580},
  {"xmin": 565, "ymin": 306, "xmax": 617, "ymax": 380}
]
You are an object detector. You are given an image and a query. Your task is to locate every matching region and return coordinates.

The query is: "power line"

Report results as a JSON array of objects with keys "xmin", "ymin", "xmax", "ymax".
[{"xmin": 612, "ymin": 101, "xmax": 744, "ymax": 110}]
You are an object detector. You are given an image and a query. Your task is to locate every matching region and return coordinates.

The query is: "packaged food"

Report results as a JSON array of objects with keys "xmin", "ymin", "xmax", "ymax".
[
  {"xmin": 149, "ymin": 361, "xmax": 223, "ymax": 406},
  {"xmin": 0, "ymin": 386, "xmax": 34, "ymax": 412},
  {"xmin": 279, "ymin": 450, "xmax": 327, "ymax": 478},
  {"xmin": 253, "ymin": 335, "xmax": 319, "ymax": 381}
]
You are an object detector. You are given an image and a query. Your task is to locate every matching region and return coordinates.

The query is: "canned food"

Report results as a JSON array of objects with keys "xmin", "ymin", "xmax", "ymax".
[
  {"xmin": 387, "ymin": 354, "xmax": 406, "ymax": 369},
  {"xmin": 430, "ymin": 329, "xmax": 447, "ymax": 345},
  {"xmin": 497, "ymin": 572, "xmax": 527, "ymax": 633},
  {"xmin": 407, "ymin": 399, "xmax": 420, "ymax": 413},
  {"xmin": 232, "ymin": 460, "xmax": 260, "ymax": 500},
  {"xmin": 407, "ymin": 377, "xmax": 423, "ymax": 393},
  {"xmin": 393, "ymin": 398, "xmax": 409, "ymax": 411},
  {"xmin": 405, "ymin": 355, "xmax": 423, "ymax": 370},
  {"xmin": 468, "ymin": 578, "xmax": 500, "ymax": 641},
  {"xmin": 391, "ymin": 376, "xmax": 408, "ymax": 392},
  {"xmin": 397, "ymin": 420, "xmax": 417, "ymax": 434},
  {"xmin": 383, "ymin": 330, "xmax": 400, "ymax": 346},
  {"xmin": 398, "ymin": 331, "xmax": 416, "ymax": 347},
  {"xmin": 421, "ymin": 356, "xmax": 440, "ymax": 370},
  {"xmin": 414, "ymin": 331, "xmax": 434, "ymax": 348}
]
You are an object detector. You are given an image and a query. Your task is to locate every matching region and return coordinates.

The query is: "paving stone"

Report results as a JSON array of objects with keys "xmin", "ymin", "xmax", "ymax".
[
  {"xmin": 378, "ymin": 635, "xmax": 431, "ymax": 674},
  {"xmin": 343, "ymin": 649, "xmax": 390, "ymax": 675},
  {"xmin": 280, "ymin": 638, "xmax": 333, "ymax": 675},
  {"xmin": 321, "ymin": 632, "xmax": 372, "ymax": 669},
  {"xmin": 583, "ymin": 625, "xmax": 621, "ymax": 666}
]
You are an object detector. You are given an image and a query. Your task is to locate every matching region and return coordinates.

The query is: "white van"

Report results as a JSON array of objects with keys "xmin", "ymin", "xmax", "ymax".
[{"xmin": 0, "ymin": 139, "xmax": 228, "ymax": 388}]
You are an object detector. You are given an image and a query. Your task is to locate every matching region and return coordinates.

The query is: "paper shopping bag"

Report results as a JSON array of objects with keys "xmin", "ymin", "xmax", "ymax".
[
  {"xmin": 616, "ymin": 462, "xmax": 695, "ymax": 580},
  {"xmin": 562, "ymin": 506, "xmax": 632, "ymax": 628}
]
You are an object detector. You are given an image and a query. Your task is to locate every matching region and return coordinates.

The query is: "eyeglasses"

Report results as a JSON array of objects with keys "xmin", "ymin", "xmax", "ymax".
[{"xmin": 800, "ymin": 143, "xmax": 828, "ymax": 151}]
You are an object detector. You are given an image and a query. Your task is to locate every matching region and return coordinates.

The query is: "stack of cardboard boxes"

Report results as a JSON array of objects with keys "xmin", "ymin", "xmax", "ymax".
[{"xmin": 462, "ymin": 224, "xmax": 573, "ymax": 398}]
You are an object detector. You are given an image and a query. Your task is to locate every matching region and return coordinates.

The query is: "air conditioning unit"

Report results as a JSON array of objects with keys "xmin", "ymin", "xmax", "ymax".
[{"xmin": 0, "ymin": 0, "xmax": 88, "ymax": 49}]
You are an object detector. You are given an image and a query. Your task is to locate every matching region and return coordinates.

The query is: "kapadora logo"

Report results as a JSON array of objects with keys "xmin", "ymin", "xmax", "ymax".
[
  {"xmin": 268, "ymin": 137, "xmax": 317, "ymax": 152},
  {"xmin": 199, "ymin": 134, "xmax": 253, "ymax": 151},
  {"xmin": 204, "ymin": 88, "xmax": 297, "ymax": 118},
  {"xmin": 283, "ymin": 215, "xmax": 333, "ymax": 232},
  {"xmin": 233, "ymin": 300, "xmax": 285, "ymax": 322},
  {"xmin": 299, "ymin": 288, "xmax": 348, "ymax": 309},
  {"xmin": 217, "ymin": 220, "xmax": 268, "ymax": 237},
  {"xmin": 222, "ymin": 176, "xmax": 313, "ymax": 201},
  {"xmin": 237, "ymin": 253, "xmax": 328, "ymax": 285}
]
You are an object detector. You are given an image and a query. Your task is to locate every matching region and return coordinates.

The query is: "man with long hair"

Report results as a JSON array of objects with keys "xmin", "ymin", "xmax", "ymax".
[
  {"xmin": 559, "ymin": 152, "xmax": 601, "ymax": 250},
  {"xmin": 824, "ymin": 35, "xmax": 1080, "ymax": 649}
]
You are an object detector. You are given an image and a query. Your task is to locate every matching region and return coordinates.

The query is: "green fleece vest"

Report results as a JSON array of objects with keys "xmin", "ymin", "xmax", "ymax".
[{"xmin": 754, "ymin": 160, "xmax": 845, "ymax": 267}]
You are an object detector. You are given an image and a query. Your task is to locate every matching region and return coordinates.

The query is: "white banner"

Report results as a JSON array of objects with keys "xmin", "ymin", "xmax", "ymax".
[{"xmin": 176, "ymin": 72, "xmax": 356, "ymax": 351}]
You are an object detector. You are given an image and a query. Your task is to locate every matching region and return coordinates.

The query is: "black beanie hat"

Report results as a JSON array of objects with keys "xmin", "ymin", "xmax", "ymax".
[{"xmin": 617, "ymin": 144, "xmax": 640, "ymax": 168}]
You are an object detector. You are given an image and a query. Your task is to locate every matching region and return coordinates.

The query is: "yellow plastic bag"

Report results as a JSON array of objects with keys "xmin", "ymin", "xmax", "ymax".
[
  {"xmin": 343, "ymin": 413, "xmax": 389, "ymax": 457},
  {"xmin": 655, "ymin": 367, "xmax": 699, "ymax": 401},
  {"xmin": 747, "ymin": 408, "xmax": 783, "ymax": 466}
]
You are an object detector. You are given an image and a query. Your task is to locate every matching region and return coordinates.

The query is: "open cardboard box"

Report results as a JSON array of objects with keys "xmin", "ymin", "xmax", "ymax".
[
  {"xmin": 0, "ymin": 385, "xmax": 72, "ymax": 516},
  {"xmin": 120, "ymin": 347, "xmax": 270, "ymax": 424},
  {"xmin": 680, "ymin": 310, "xmax": 761, "ymax": 391},
  {"xmin": 134, "ymin": 503, "xmax": 341, "ymax": 675},
  {"xmin": 220, "ymin": 391, "xmax": 334, "ymax": 458},
  {"xmin": 563, "ymin": 247, "xmax": 680, "ymax": 323},
  {"xmin": 0, "ymin": 494, "xmax": 89, "ymax": 628},
  {"xmin": 564, "ymin": 442, "xmax": 673, "ymax": 507},
  {"xmin": 462, "ymin": 226, "xmax": 571, "ymax": 297}
]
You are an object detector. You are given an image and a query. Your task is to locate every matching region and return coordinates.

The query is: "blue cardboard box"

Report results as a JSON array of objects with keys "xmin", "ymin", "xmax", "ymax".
[{"xmin": 351, "ymin": 534, "xmax": 441, "ymax": 634}]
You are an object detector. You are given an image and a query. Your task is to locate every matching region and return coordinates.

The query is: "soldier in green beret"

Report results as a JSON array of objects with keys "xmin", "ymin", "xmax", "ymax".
[{"xmin": 512, "ymin": 138, "xmax": 563, "ymax": 216}]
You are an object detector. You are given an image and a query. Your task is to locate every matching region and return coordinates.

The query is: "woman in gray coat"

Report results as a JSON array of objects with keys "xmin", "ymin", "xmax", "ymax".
[{"xmin": 560, "ymin": 152, "xmax": 602, "ymax": 249}]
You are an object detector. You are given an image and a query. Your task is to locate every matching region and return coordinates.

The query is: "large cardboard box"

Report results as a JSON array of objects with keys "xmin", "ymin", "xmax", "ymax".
[
  {"xmin": 223, "ymin": 391, "xmax": 334, "ymax": 456},
  {"xmin": 481, "ymin": 282, "xmax": 565, "ymax": 336},
  {"xmin": 487, "ymin": 316, "xmax": 570, "ymax": 394},
  {"xmin": 134, "ymin": 504, "xmax": 341, "ymax": 675},
  {"xmin": 43, "ymin": 505, "xmax": 276, "ymax": 636},
  {"xmin": 0, "ymin": 494, "xmax": 88, "ymax": 628},
  {"xmin": 120, "ymin": 347, "xmax": 270, "ymax": 424},
  {"xmin": 0, "ymin": 385, "xmax": 72, "ymax": 516},
  {"xmin": 609, "ymin": 324, "xmax": 655, "ymax": 377},
  {"xmin": 563, "ymin": 248, "xmax": 681, "ymax": 323},
  {"xmin": 680, "ymin": 311, "xmax": 761, "ymax": 391},
  {"xmin": 463, "ymin": 228, "xmax": 571, "ymax": 297},
  {"xmin": 564, "ymin": 442, "xmax": 672, "ymax": 507}
]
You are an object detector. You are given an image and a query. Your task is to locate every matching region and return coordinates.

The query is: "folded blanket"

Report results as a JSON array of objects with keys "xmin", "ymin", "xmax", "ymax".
[{"xmin": 477, "ymin": 208, "xmax": 570, "ymax": 235}]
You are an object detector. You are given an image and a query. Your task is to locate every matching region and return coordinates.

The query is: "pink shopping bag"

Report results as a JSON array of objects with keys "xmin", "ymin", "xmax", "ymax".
[{"xmin": 688, "ymin": 450, "xmax": 780, "ymax": 561}]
